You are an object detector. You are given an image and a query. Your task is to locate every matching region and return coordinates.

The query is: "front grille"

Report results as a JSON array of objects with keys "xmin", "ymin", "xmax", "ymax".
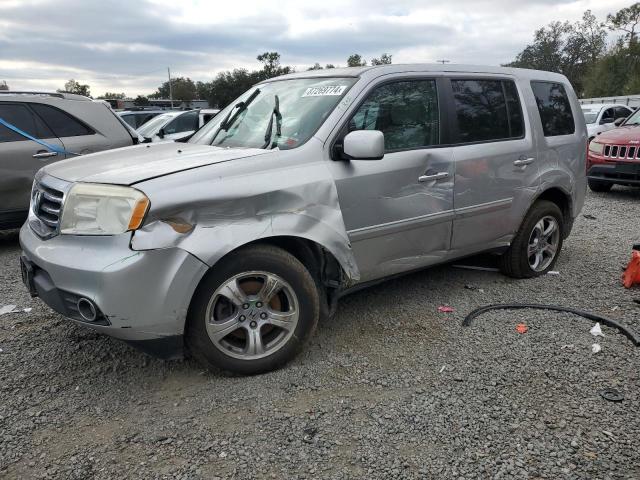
[
  {"xmin": 29, "ymin": 174, "xmax": 67, "ymax": 239},
  {"xmin": 603, "ymin": 144, "xmax": 640, "ymax": 160}
]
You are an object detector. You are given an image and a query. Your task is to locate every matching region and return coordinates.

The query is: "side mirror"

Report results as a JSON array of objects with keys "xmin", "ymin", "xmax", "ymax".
[
  {"xmin": 601, "ymin": 117, "xmax": 614, "ymax": 125},
  {"xmin": 342, "ymin": 130, "xmax": 384, "ymax": 160},
  {"xmin": 157, "ymin": 128, "xmax": 165, "ymax": 139},
  {"xmin": 614, "ymin": 117, "xmax": 626, "ymax": 127}
]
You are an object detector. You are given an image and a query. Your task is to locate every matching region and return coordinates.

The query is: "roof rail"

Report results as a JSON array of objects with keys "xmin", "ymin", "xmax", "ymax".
[{"xmin": 0, "ymin": 91, "xmax": 65, "ymax": 98}]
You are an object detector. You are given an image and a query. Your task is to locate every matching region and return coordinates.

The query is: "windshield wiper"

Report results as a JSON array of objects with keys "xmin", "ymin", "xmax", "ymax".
[
  {"xmin": 262, "ymin": 94, "xmax": 282, "ymax": 149},
  {"xmin": 209, "ymin": 88, "xmax": 261, "ymax": 145}
]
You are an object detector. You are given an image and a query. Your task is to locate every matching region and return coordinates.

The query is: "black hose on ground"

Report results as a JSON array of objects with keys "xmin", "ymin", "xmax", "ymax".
[{"xmin": 462, "ymin": 303, "xmax": 640, "ymax": 347}]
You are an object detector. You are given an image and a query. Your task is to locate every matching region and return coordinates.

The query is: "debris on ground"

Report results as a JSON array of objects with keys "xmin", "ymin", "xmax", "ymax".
[
  {"xmin": 516, "ymin": 323, "xmax": 528, "ymax": 334},
  {"xmin": 622, "ymin": 250, "xmax": 640, "ymax": 288},
  {"xmin": 599, "ymin": 388, "xmax": 624, "ymax": 402},
  {"xmin": 0, "ymin": 304, "xmax": 17, "ymax": 316},
  {"xmin": 592, "ymin": 343, "xmax": 602, "ymax": 354},
  {"xmin": 583, "ymin": 214, "xmax": 597, "ymax": 220},
  {"xmin": 547, "ymin": 271, "xmax": 560, "ymax": 276},
  {"xmin": 438, "ymin": 306, "xmax": 455, "ymax": 313},
  {"xmin": 438, "ymin": 365, "xmax": 446, "ymax": 374},
  {"xmin": 590, "ymin": 323, "xmax": 604, "ymax": 337}
]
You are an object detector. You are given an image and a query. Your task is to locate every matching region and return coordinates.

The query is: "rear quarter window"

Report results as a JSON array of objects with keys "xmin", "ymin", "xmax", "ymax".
[
  {"xmin": 30, "ymin": 103, "xmax": 94, "ymax": 138},
  {"xmin": 530, "ymin": 81, "xmax": 575, "ymax": 137}
]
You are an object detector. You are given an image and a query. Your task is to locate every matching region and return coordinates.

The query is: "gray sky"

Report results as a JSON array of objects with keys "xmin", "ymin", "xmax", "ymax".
[{"xmin": 0, "ymin": 0, "xmax": 631, "ymax": 97}]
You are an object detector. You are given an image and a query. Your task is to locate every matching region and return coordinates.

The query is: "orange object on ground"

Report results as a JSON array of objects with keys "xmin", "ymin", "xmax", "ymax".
[
  {"xmin": 622, "ymin": 251, "xmax": 640, "ymax": 288},
  {"xmin": 516, "ymin": 323, "xmax": 528, "ymax": 334}
]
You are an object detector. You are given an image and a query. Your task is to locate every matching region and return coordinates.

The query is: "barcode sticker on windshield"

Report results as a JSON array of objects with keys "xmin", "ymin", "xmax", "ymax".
[{"xmin": 302, "ymin": 85, "xmax": 347, "ymax": 97}]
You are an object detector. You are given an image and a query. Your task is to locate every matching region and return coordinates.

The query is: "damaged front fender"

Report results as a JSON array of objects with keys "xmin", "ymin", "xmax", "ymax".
[{"xmin": 130, "ymin": 152, "xmax": 360, "ymax": 284}]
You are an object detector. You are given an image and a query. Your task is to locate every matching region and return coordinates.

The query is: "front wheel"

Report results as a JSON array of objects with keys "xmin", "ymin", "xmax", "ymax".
[
  {"xmin": 185, "ymin": 245, "xmax": 320, "ymax": 375},
  {"xmin": 499, "ymin": 200, "xmax": 564, "ymax": 279},
  {"xmin": 588, "ymin": 179, "xmax": 613, "ymax": 192}
]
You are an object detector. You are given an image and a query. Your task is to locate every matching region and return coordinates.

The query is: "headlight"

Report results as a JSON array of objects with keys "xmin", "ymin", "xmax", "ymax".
[
  {"xmin": 588, "ymin": 141, "xmax": 604, "ymax": 155},
  {"xmin": 60, "ymin": 183, "xmax": 150, "ymax": 235}
]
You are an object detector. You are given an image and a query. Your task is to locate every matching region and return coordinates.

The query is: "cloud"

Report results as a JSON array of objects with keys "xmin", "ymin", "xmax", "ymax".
[{"xmin": 0, "ymin": 0, "xmax": 633, "ymax": 96}]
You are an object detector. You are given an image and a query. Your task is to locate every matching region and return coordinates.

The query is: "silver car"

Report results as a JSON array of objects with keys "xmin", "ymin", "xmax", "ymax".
[
  {"xmin": 0, "ymin": 92, "xmax": 137, "ymax": 229},
  {"xmin": 20, "ymin": 65, "xmax": 586, "ymax": 374},
  {"xmin": 581, "ymin": 103, "xmax": 633, "ymax": 140},
  {"xmin": 137, "ymin": 108, "xmax": 220, "ymax": 142}
]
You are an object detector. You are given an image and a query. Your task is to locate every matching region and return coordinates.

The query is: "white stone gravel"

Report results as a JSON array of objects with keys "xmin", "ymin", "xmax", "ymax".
[{"xmin": 1, "ymin": 187, "xmax": 640, "ymax": 479}]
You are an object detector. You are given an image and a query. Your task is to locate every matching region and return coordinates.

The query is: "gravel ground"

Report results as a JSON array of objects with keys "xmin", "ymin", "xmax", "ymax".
[{"xmin": 1, "ymin": 188, "xmax": 640, "ymax": 480}]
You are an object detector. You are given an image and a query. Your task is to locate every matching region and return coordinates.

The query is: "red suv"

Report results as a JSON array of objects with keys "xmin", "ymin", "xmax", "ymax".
[{"xmin": 587, "ymin": 108, "xmax": 640, "ymax": 192}]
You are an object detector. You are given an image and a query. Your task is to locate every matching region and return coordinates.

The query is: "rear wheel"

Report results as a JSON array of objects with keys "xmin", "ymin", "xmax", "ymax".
[
  {"xmin": 185, "ymin": 244, "xmax": 319, "ymax": 375},
  {"xmin": 499, "ymin": 200, "xmax": 563, "ymax": 279},
  {"xmin": 588, "ymin": 179, "xmax": 613, "ymax": 192}
]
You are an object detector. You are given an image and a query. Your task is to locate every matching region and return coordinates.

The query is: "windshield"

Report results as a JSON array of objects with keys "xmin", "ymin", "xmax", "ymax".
[
  {"xmin": 189, "ymin": 77, "xmax": 356, "ymax": 150},
  {"xmin": 581, "ymin": 108, "xmax": 599, "ymax": 124},
  {"xmin": 137, "ymin": 113, "xmax": 175, "ymax": 137},
  {"xmin": 624, "ymin": 109, "xmax": 640, "ymax": 126}
]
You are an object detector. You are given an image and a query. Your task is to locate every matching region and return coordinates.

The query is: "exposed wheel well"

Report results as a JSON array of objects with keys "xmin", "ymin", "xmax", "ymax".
[
  {"xmin": 535, "ymin": 188, "xmax": 572, "ymax": 237},
  {"xmin": 224, "ymin": 236, "xmax": 345, "ymax": 317}
]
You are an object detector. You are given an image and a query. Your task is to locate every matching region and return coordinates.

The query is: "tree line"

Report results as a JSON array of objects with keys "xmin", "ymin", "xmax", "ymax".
[
  {"xmin": 506, "ymin": 3, "xmax": 640, "ymax": 97},
  {"xmin": 47, "ymin": 52, "xmax": 391, "ymax": 107}
]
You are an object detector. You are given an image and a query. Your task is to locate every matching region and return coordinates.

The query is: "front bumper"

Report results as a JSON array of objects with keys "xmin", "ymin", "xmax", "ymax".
[
  {"xmin": 19, "ymin": 224, "xmax": 208, "ymax": 358},
  {"xmin": 588, "ymin": 158, "xmax": 640, "ymax": 185}
]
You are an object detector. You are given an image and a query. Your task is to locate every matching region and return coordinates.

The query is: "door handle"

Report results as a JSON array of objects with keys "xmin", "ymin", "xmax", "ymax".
[
  {"xmin": 513, "ymin": 157, "xmax": 535, "ymax": 166},
  {"xmin": 32, "ymin": 151, "xmax": 58, "ymax": 159},
  {"xmin": 418, "ymin": 172, "xmax": 449, "ymax": 182}
]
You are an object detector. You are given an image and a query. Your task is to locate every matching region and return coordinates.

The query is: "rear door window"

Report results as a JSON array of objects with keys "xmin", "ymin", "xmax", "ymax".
[
  {"xmin": 0, "ymin": 103, "xmax": 54, "ymax": 143},
  {"xmin": 30, "ymin": 103, "xmax": 93, "ymax": 137},
  {"xmin": 450, "ymin": 79, "xmax": 524, "ymax": 143},
  {"xmin": 530, "ymin": 81, "xmax": 575, "ymax": 136},
  {"xmin": 349, "ymin": 79, "xmax": 440, "ymax": 151}
]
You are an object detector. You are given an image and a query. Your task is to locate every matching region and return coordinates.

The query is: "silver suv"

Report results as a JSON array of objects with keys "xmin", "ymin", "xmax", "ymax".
[
  {"xmin": 19, "ymin": 65, "xmax": 586, "ymax": 374},
  {"xmin": 1, "ymin": 92, "xmax": 137, "ymax": 229}
]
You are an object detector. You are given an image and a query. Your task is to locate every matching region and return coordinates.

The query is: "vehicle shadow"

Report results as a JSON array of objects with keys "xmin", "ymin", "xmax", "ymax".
[{"xmin": 0, "ymin": 229, "xmax": 20, "ymax": 247}]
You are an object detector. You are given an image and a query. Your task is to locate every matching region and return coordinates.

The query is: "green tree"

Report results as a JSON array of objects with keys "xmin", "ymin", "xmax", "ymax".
[
  {"xmin": 325, "ymin": 64, "xmax": 336, "ymax": 69},
  {"xmin": 371, "ymin": 53, "xmax": 392, "ymax": 65},
  {"xmin": 133, "ymin": 95, "xmax": 150, "ymax": 106},
  {"xmin": 307, "ymin": 62, "xmax": 323, "ymax": 71},
  {"xmin": 61, "ymin": 79, "xmax": 91, "ymax": 97},
  {"xmin": 100, "ymin": 92, "xmax": 126, "ymax": 100},
  {"xmin": 606, "ymin": 2, "xmax": 640, "ymax": 44},
  {"xmin": 256, "ymin": 52, "xmax": 293, "ymax": 80},
  {"xmin": 347, "ymin": 54, "xmax": 366, "ymax": 67},
  {"xmin": 506, "ymin": 12, "xmax": 606, "ymax": 96},
  {"xmin": 0, "ymin": 81, "xmax": 8, "ymax": 91},
  {"xmin": 151, "ymin": 77, "xmax": 197, "ymax": 102}
]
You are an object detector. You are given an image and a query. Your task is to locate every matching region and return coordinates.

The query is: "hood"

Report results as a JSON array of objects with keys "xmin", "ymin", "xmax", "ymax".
[
  {"xmin": 43, "ymin": 142, "xmax": 272, "ymax": 185},
  {"xmin": 593, "ymin": 125, "xmax": 640, "ymax": 144}
]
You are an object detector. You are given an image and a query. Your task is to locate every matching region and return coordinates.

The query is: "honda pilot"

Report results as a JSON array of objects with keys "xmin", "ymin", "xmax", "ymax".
[{"xmin": 20, "ymin": 65, "xmax": 587, "ymax": 374}]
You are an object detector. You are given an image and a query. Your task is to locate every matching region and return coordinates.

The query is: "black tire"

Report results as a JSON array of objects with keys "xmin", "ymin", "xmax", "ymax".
[
  {"xmin": 588, "ymin": 179, "xmax": 613, "ymax": 192},
  {"xmin": 499, "ymin": 200, "xmax": 564, "ymax": 279},
  {"xmin": 185, "ymin": 244, "xmax": 319, "ymax": 375}
]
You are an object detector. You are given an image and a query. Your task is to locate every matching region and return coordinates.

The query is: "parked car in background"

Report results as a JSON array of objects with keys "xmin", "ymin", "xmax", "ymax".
[
  {"xmin": 137, "ymin": 108, "xmax": 220, "ymax": 141},
  {"xmin": 118, "ymin": 109, "xmax": 165, "ymax": 129},
  {"xmin": 20, "ymin": 65, "xmax": 586, "ymax": 374},
  {"xmin": 587, "ymin": 107, "xmax": 640, "ymax": 192},
  {"xmin": 581, "ymin": 103, "xmax": 633, "ymax": 140},
  {"xmin": 0, "ymin": 91, "xmax": 138, "ymax": 229}
]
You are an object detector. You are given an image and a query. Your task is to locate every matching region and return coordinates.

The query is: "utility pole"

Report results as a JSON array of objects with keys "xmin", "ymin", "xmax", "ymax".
[
  {"xmin": 167, "ymin": 67, "xmax": 174, "ymax": 109},
  {"xmin": 436, "ymin": 59, "xmax": 450, "ymax": 65}
]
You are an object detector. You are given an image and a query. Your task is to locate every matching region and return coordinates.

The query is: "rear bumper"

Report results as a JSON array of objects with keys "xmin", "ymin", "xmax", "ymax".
[
  {"xmin": 19, "ymin": 224, "xmax": 209, "ymax": 359},
  {"xmin": 587, "ymin": 162, "xmax": 640, "ymax": 185}
]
